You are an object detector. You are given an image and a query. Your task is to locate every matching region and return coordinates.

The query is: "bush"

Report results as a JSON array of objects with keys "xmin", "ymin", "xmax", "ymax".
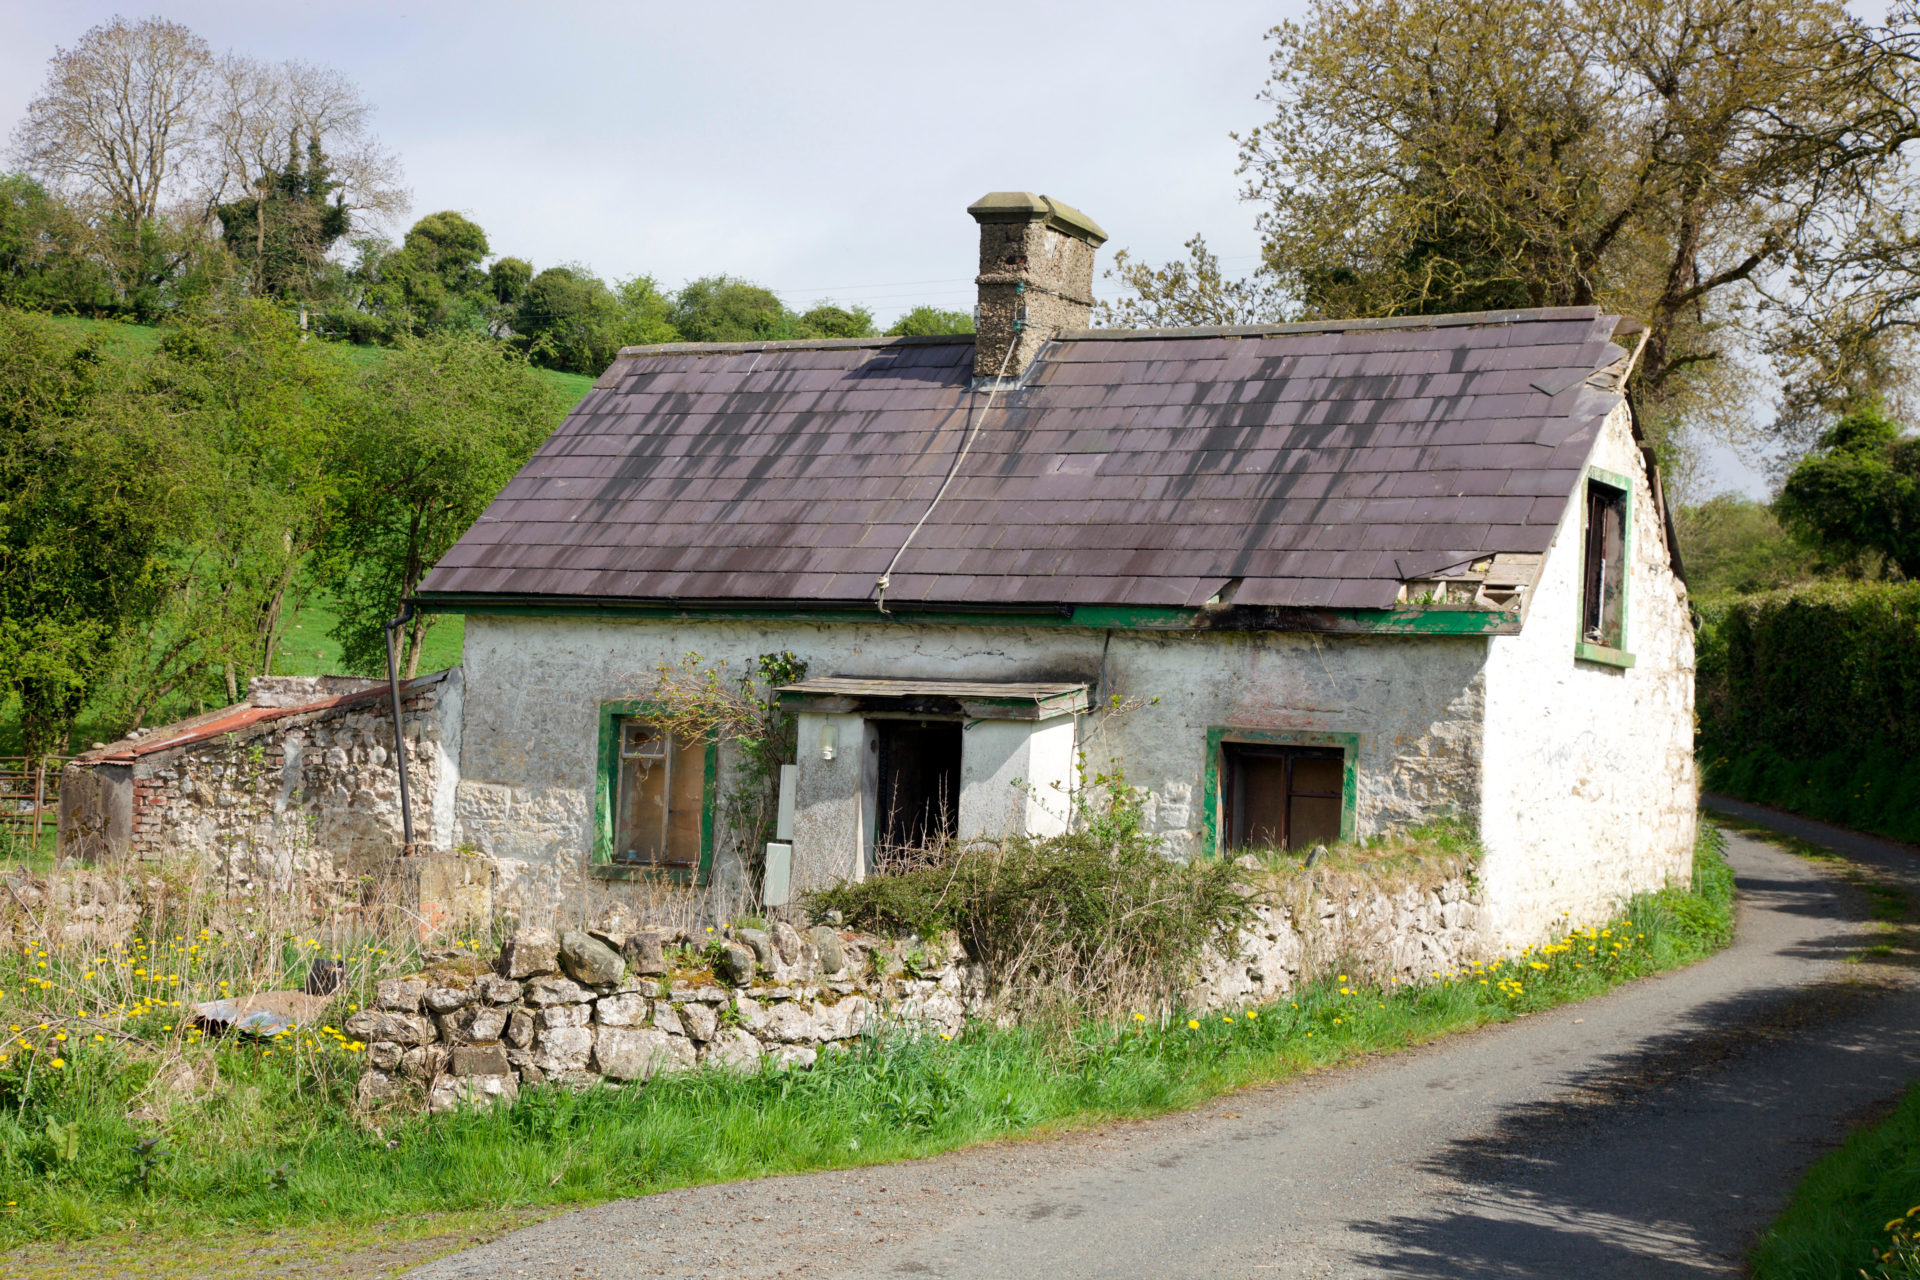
[
  {"xmin": 809, "ymin": 816, "xmax": 1253, "ymax": 1020},
  {"xmin": 1697, "ymin": 581, "xmax": 1920, "ymax": 840}
]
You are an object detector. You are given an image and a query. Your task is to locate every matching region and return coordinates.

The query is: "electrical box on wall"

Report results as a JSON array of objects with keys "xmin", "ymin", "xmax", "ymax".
[{"xmin": 763, "ymin": 842, "xmax": 792, "ymax": 907}]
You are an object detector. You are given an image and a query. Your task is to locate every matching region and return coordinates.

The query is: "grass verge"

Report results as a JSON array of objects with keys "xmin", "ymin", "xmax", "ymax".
[
  {"xmin": 1751, "ymin": 1083, "xmax": 1920, "ymax": 1279},
  {"xmin": 0, "ymin": 825, "xmax": 1734, "ymax": 1273},
  {"xmin": 1727, "ymin": 808, "xmax": 1920, "ymax": 1279}
]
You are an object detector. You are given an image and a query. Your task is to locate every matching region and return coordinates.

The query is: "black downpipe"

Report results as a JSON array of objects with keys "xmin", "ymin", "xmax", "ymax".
[{"xmin": 385, "ymin": 600, "xmax": 418, "ymax": 850}]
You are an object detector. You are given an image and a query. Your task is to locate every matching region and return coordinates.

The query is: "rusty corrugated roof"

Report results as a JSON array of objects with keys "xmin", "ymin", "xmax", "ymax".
[
  {"xmin": 72, "ymin": 672, "xmax": 448, "ymax": 764},
  {"xmin": 419, "ymin": 307, "xmax": 1628, "ymax": 612}
]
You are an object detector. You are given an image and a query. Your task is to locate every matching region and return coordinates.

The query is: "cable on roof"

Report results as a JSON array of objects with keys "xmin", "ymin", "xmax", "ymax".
[{"xmin": 873, "ymin": 330, "xmax": 1021, "ymax": 615}]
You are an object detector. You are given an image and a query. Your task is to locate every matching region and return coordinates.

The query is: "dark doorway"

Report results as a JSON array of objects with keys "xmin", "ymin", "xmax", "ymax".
[
  {"xmin": 1223, "ymin": 743, "xmax": 1344, "ymax": 852},
  {"xmin": 875, "ymin": 719, "xmax": 961, "ymax": 863}
]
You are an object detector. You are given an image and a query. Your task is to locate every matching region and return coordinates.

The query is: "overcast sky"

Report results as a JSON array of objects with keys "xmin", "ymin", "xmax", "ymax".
[{"xmin": 0, "ymin": 0, "xmax": 1778, "ymax": 496}]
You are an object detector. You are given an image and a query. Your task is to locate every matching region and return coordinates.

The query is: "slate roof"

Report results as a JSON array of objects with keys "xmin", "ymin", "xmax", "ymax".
[{"xmin": 419, "ymin": 307, "xmax": 1630, "ymax": 613}]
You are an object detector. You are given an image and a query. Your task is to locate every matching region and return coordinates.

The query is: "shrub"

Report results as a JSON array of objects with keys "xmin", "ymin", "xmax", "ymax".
[
  {"xmin": 810, "ymin": 818, "xmax": 1253, "ymax": 1020},
  {"xmin": 1697, "ymin": 581, "xmax": 1920, "ymax": 840}
]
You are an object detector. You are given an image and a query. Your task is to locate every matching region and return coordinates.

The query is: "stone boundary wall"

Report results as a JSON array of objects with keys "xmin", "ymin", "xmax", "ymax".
[
  {"xmin": 348, "ymin": 920, "xmax": 975, "ymax": 1112},
  {"xmin": 356, "ymin": 854, "xmax": 1485, "ymax": 1111},
  {"xmin": 1194, "ymin": 856, "xmax": 1485, "ymax": 1009}
]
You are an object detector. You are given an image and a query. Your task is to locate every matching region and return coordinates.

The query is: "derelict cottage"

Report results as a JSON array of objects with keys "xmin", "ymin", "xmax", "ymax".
[{"xmin": 63, "ymin": 192, "xmax": 1697, "ymax": 951}]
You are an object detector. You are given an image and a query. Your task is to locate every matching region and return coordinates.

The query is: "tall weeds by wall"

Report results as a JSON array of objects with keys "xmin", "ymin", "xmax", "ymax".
[{"xmin": 1696, "ymin": 582, "xmax": 1920, "ymax": 840}]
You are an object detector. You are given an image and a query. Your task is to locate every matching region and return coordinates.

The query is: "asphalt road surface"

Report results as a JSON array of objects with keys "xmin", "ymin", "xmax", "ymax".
[{"xmin": 409, "ymin": 811, "xmax": 1920, "ymax": 1279}]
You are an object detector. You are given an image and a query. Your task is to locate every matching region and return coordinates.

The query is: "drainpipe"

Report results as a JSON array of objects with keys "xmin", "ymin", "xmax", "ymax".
[{"xmin": 385, "ymin": 599, "xmax": 417, "ymax": 851}]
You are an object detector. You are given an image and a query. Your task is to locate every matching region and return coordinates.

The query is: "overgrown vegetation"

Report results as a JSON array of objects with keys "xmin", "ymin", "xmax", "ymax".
[
  {"xmin": 811, "ymin": 823, "xmax": 1252, "ymax": 1021},
  {"xmin": 1696, "ymin": 582, "xmax": 1920, "ymax": 842},
  {"xmin": 638, "ymin": 651, "xmax": 808, "ymax": 894},
  {"xmin": 0, "ymin": 302, "xmax": 567, "ymax": 758},
  {"xmin": 0, "ymin": 825, "xmax": 1732, "ymax": 1254}
]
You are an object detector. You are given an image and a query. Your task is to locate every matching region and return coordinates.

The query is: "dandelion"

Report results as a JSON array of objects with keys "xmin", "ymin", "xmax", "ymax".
[
  {"xmin": 1187, "ymin": 1019, "xmax": 1200, "ymax": 1030},
  {"xmin": 1246, "ymin": 1010, "xmax": 1258, "ymax": 1020},
  {"xmin": 1133, "ymin": 1013, "xmax": 1146, "ymax": 1022}
]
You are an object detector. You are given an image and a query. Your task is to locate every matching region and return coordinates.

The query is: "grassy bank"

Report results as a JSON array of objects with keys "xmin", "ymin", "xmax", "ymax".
[
  {"xmin": 0, "ymin": 825, "xmax": 1733, "ymax": 1260},
  {"xmin": 1752, "ymin": 1082, "xmax": 1920, "ymax": 1279}
]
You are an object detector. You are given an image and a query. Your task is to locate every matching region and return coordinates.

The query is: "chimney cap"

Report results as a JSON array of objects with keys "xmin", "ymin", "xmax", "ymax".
[{"xmin": 967, "ymin": 192, "xmax": 1108, "ymax": 247}]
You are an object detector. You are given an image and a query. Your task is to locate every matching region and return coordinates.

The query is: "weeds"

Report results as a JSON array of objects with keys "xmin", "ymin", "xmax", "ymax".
[{"xmin": 0, "ymin": 824, "xmax": 1734, "ymax": 1251}]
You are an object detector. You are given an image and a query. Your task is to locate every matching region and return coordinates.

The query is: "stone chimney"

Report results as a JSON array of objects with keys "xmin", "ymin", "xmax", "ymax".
[{"xmin": 968, "ymin": 192, "xmax": 1108, "ymax": 380}]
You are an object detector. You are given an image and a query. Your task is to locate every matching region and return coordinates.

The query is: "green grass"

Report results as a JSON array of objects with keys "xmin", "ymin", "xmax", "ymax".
[
  {"xmin": 1752, "ymin": 1082, "xmax": 1920, "ymax": 1279},
  {"xmin": 270, "ymin": 596, "xmax": 464, "ymax": 679},
  {"xmin": 0, "ymin": 825, "xmax": 1734, "ymax": 1251},
  {"xmin": 39, "ymin": 314, "xmax": 598, "ymax": 404}
]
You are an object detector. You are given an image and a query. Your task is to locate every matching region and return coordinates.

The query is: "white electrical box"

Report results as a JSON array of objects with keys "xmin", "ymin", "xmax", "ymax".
[
  {"xmin": 776, "ymin": 764, "xmax": 797, "ymax": 841},
  {"xmin": 763, "ymin": 841, "xmax": 793, "ymax": 907}
]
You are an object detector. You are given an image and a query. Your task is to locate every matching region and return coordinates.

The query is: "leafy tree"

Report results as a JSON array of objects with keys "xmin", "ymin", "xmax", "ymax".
[
  {"xmin": 0, "ymin": 308, "xmax": 181, "ymax": 754},
  {"xmin": 886, "ymin": 306, "xmax": 974, "ymax": 337},
  {"xmin": 671, "ymin": 276, "xmax": 792, "ymax": 342},
  {"xmin": 318, "ymin": 336, "xmax": 566, "ymax": 675},
  {"xmin": 213, "ymin": 136, "xmax": 352, "ymax": 298},
  {"xmin": 489, "ymin": 256, "xmax": 531, "ymax": 306},
  {"xmin": 0, "ymin": 174, "xmax": 116, "ymax": 313},
  {"xmin": 798, "ymin": 304, "xmax": 875, "ymax": 338},
  {"xmin": 514, "ymin": 268, "xmax": 678, "ymax": 373},
  {"xmin": 1112, "ymin": 0, "xmax": 1920, "ymax": 453},
  {"xmin": 360, "ymin": 211, "xmax": 495, "ymax": 336},
  {"xmin": 1672, "ymin": 496, "xmax": 1816, "ymax": 597},
  {"xmin": 70, "ymin": 301, "xmax": 350, "ymax": 729},
  {"xmin": 1776, "ymin": 403, "xmax": 1920, "ymax": 580}
]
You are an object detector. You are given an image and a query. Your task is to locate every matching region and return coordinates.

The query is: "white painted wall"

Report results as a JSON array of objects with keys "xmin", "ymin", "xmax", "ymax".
[
  {"xmin": 1479, "ymin": 402, "xmax": 1699, "ymax": 946},
  {"xmin": 453, "ymin": 616, "xmax": 1494, "ymax": 916}
]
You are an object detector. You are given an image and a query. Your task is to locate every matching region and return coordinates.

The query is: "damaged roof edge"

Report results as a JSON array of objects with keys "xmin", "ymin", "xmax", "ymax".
[{"xmin": 411, "ymin": 593, "xmax": 1522, "ymax": 636}]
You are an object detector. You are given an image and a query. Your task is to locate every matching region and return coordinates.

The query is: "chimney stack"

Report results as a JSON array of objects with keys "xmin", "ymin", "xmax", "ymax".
[{"xmin": 968, "ymin": 192, "xmax": 1107, "ymax": 381}]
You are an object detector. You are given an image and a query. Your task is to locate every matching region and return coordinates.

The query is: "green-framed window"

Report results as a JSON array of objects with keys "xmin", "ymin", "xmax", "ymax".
[
  {"xmin": 1575, "ymin": 465, "xmax": 1635, "ymax": 669},
  {"xmin": 1202, "ymin": 727, "xmax": 1359, "ymax": 856},
  {"xmin": 592, "ymin": 702, "xmax": 716, "ymax": 883}
]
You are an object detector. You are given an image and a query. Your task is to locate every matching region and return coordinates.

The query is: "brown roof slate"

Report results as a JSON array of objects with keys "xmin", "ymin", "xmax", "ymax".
[{"xmin": 419, "ymin": 307, "xmax": 1628, "ymax": 612}]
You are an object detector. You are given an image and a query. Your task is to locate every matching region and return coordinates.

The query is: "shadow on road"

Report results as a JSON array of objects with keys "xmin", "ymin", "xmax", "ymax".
[{"xmin": 1341, "ymin": 835, "xmax": 1920, "ymax": 1279}]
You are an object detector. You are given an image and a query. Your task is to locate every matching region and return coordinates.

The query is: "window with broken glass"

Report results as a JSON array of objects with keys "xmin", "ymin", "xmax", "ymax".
[
  {"xmin": 611, "ymin": 718, "xmax": 707, "ymax": 870},
  {"xmin": 1580, "ymin": 477, "xmax": 1628, "ymax": 652}
]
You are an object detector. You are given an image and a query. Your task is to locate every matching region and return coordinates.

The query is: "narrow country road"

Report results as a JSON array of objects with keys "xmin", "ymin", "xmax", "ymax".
[{"xmin": 409, "ymin": 813, "xmax": 1920, "ymax": 1279}]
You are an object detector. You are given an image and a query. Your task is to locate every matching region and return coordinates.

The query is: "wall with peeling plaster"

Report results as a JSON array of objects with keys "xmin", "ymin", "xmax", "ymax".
[
  {"xmin": 453, "ymin": 616, "xmax": 1493, "ymax": 919},
  {"xmin": 1479, "ymin": 402, "xmax": 1698, "ymax": 943}
]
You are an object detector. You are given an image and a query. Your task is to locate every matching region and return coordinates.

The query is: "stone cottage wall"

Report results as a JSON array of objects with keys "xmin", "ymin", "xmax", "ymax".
[
  {"xmin": 1479, "ymin": 402, "xmax": 1698, "ymax": 944},
  {"xmin": 63, "ymin": 671, "xmax": 464, "ymax": 913},
  {"xmin": 453, "ymin": 615, "xmax": 1492, "ymax": 921}
]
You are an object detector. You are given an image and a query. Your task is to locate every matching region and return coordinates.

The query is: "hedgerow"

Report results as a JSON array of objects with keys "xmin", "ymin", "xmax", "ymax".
[{"xmin": 1696, "ymin": 582, "xmax": 1920, "ymax": 841}]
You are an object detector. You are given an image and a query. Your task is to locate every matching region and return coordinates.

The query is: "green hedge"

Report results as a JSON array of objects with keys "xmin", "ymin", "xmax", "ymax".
[{"xmin": 1697, "ymin": 582, "xmax": 1920, "ymax": 841}]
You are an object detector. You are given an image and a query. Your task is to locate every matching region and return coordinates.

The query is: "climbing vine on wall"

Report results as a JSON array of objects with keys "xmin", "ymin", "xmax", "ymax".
[{"xmin": 641, "ymin": 651, "xmax": 807, "ymax": 889}]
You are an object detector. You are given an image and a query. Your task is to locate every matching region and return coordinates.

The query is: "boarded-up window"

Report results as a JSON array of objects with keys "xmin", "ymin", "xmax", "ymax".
[
  {"xmin": 1223, "ymin": 743, "xmax": 1344, "ymax": 852},
  {"xmin": 1581, "ymin": 479, "xmax": 1627, "ymax": 649},
  {"xmin": 612, "ymin": 719, "xmax": 706, "ymax": 869}
]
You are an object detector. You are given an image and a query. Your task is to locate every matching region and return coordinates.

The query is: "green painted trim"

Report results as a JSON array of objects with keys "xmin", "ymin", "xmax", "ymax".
[
  {"xmin": 1201, "ymin": 727, "xmax": 1360, "ymax": 858},
  {"xmin": 1574, "ymin": 642, "xmax": 1636, "ymax": 669},
  {"xmin": 1066, "ymin": 605, "xmax": 1195, "ymax": 629},
  {"xmin": 421, "ymin": 594, "xmax": 1517, "ymax": 636},
  {"xmin": 593, "ymin": 701, "xmax": 716, "ymax": 885},
  {"xmin": 1578, "ymin": 465, "xmax": 1634, "ymax": 660}
]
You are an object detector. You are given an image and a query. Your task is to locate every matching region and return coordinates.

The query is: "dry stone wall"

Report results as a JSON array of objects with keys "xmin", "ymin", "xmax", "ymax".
[
  {"xmin": 356, "ymin": 853, "xmax": 1485, "ymax": 1111},
  {"xmin": 347, "ymin": 920, "xmax": 976, "ymax": 1112}
]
